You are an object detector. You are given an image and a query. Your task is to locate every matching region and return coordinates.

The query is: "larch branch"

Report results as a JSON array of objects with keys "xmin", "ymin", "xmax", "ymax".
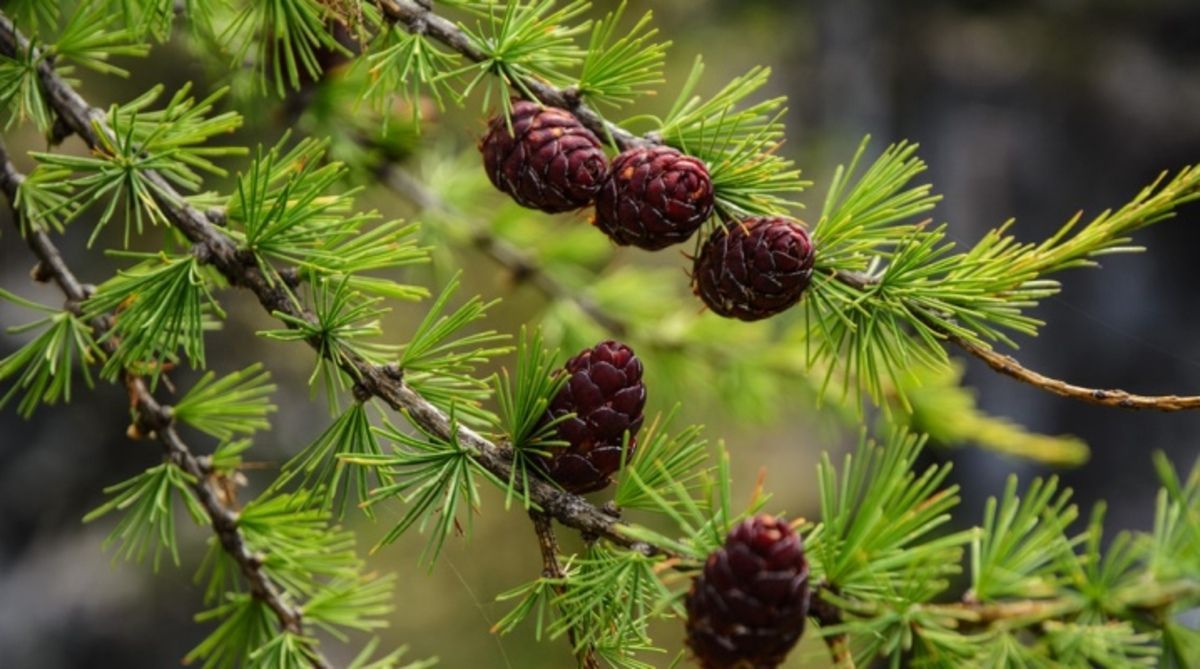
[
  {"xmin": 0, "ymin": 140, "xmax": 334, "ymax": 669},
  {"xmin": 528, "ymin": 510, "xmax": 600, "ymax": 669},
  {"xmin": 833, "ymin": 269, "xmax": 1200, "ymax": 411},
  {"xmin": 0, "ymin": 10, "xmax": 670, "ymax": 562}
]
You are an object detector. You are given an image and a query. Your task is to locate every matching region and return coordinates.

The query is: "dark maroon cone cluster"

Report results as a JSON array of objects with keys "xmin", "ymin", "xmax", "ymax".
[
  {"xmin": 684, "ymin": 515, "xmax": 811, "ymax": 669},
  {"xmin": 540, "ymin": 340, "xmax": 647, "ymax": 494},
  {"xmin": 594, "ymin": 146, "xmax": 715, "ymax": 250},
  {"xmin": 692, "ymin": 217, "xmax": 816, "ymax": 322},
  {"xmin": 480, "ymin": 100, "xmax": 609, "ymax": 213}
]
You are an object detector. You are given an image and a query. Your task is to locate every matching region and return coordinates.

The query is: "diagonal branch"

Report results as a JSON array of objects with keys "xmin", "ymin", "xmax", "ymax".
[
  {"xmin": 833, "ymin": 269, "xmax": 1200, "ymax": 411},
  {"xmin": 0, "ymin": 11, "xmax": 670, "ymax": 561},
  {"xmin": 377, "ymin": 0, "xmax": 649, "ymax": 152},
  {"xmin": 951, "ymin": 335, "xmax": 1200, "ymax": 411},
  {"xmin": 528, "ymin": 511, "xmax": 600, "ymax": 669},
  {"xmin": 0, "ymin": 140, "xmax": 334, "ymax": 669}
]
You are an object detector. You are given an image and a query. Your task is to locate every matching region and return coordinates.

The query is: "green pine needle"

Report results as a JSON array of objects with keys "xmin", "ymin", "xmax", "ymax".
[
  {"xmin": 349, "ymin": 413, "xmax": 488, "ymax": 568},
  {"xmin": 173, "ymin": 363, "xmax": 278, "ymax": 440},
  {"xmin": 0, "ymin": 289, "xmax": 103, "ymax": 418},
  {"xmin": 577, "ymin": 2, "xmax": 669, "ymax": 110},
  {"xmin": 186, "ymin": 594, "xmax": 278, "ymax": 669},
  {"xmin": 82, "ymin": 461, "xmax": 209, "ymax": 571},
  {"xmin": 259, "ymin": 277, "xmax": 398, "ymax": 413},
  {"xmin": 269, "ymin": 402, "xmax": 387, "ymax": 519},
  {"xmin": 83, "ymin": 252, "xmax": 224, "ymax": 386},
  {"xmin": 456, "ymin": 0, "xmax": 591, "ymax": 116}
]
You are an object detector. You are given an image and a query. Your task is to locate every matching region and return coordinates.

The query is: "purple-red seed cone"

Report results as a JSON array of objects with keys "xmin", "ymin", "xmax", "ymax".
[
  {"xmin": 540, "ymin": 340, "xmax": 646, "ymax": 494},
  {"xmin": 692, "ymin": 217, "xmax": 816, "ymax": 321},
  {"xmin": 685, "ymin": 515, "xmax": 811, "ymax": 669},
  {"xmin": 594, "ymin": 146, "xmax": 715, "ymax": 250},
  {"xmin": 480, "ymin": 100, "xmax": 608, "ymax": 213}
]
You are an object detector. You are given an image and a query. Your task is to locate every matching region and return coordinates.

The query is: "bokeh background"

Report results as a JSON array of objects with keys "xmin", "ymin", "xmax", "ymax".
[{"xmin": 2, "ymin": 0, "xmax": 1200, "ymax": 667}]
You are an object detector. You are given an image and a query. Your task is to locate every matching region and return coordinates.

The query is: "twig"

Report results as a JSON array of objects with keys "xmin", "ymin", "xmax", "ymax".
[
  {"xmin": 377, "ymin": 0, "xmax": 649, "ymax": 152},
  {"xmin": 952, "ymin": 335, "xmax": 1200, "ymax": 411},
  {"xmin": 528, "ymin": 511, "xmax": 601, "ymax": 669},
  {"xmin": 0, "ymin": 141, "xmax": 334, "ymax": 669},
  {"xmin": 0, "ymin": 10, "xmax": 673, "ymax": 562},
  {"xmin": 832, "ymin": 269, "xmax": 1200, "ymax": 411},
  {"xmin": 809, "ymin": 586, "xmax": 855, "ymax": 669}
]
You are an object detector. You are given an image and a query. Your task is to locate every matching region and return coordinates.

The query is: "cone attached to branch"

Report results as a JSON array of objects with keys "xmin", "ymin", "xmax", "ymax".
[
  {"xmin": 685, "ymin": 515, "xmax": 811, "ymax": 669},
  {"xmin": 480, "ymin": 100, "xmax": 609, "ymax": 213},
  {"xmin": 692, "ymin": 217, "xmax": 816, "ymax": 321},
  {"xmin": 594, "ymin": 146, "xmax": 715, "ymax": 250},
  {"xmin": 539, "ymin": 340, "xmax": 646, "ymax": 494}
]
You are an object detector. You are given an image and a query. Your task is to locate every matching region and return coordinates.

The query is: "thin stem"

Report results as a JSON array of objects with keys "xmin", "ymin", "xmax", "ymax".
[
  {"xmin": 0, "ymin": 10, "xmax": 670, "ymax": 561},
  {"xmin": 377, "ymin": 0, "xmax": 650, "ymax": 151},
  {"xmin": 0, "ymin": 140, "xmax": 333, "ymax": 669},
  {"xmin": 810, "ymin": 586, "xmax": 855, "ymax": 669},
  {"xmin": 528, "ymin": 510, "xmax": 600, "ymax": 669},
  {"xmin": 952, "ymin": 335, "xmax": 1200, "ymax": 411},
  {"xmin": 831, "ymin": 269, "xmax": 1200, "ymax": 411}
]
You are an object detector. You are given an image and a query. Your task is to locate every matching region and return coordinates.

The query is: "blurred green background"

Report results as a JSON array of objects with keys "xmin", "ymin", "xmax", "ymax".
[{"xmin": 2, "ymin": 0, "xmax": 1200, "ymax": 667}]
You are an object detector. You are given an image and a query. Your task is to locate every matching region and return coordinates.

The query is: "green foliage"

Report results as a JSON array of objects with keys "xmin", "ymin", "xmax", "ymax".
[
  {"xmin": 495, "ymin": 545, "xmax": 672, "ymax": 666},
  {"xmin": 0, "ymin": 36, "xmax": 53, "ymax": 132},
  {"xmin": 456, "ymin": 0, "xmax": 590, "ymax": 114},
  {"xmin": 13, "ymin": 165, "xmax": 77, "ymax": 234},
  {"xmin": 259, "ymin": 278, "xmax": 396, "ymax": 412},
  {"xmin": 270, "ymin": 402, "xmax": 387, "ymax": 518},
  {"xmin": 247, "ymin": 632, "xmax": 321, "ymax": 669},
  {"xmin": 226, "ymin": 136, "xmax": 427, "ymax": 297},
  {"xmin": 362, "ymin": 24, "xmax": 461, "ymax": 121},
  {"xmin": 52, "ymin": 2, "xmax": 150, "ymax": 76},
  {"xmin": 350, "ymin": 412, "xmax": 497, "ymax": 566},
  {"xmin": 83, "ymin": 252, "xmax": 223, "ymax": 385},
  {"xmin": 0, "ymin": 289, "xmax": 102, "ymax": 417},
  {"xmin": 397, "ymin": 273, "xmax": 508, "ymax": 425},
  {"xmin": 6, "ymin": 0, "xmax": 61, "ymax": 37},
  {"xmin": 187, "ymin": 594, "xmax": 278, "ymax": 669},
  {"xmin": 612, "ymin": 409, "xmax": 709, "ymax": 513},
  {"xmin": 616, "ymin": 444, "xmax": 758, "ymax": 562},
  {"xmin": 971, "ymin": 475, "xmax": 1079, "ymax": 601},
  {"xmin": 807, "ymin": 430, "xmax": 971, "ymax": 599},
  {"xmin": 806, "ymin": 139, "xmax": 1200, "ymax": 406},
  {"xmin": 576, "ymin": 2, "xmax": 668, "ymax": 110},
  {"xmin": 222, "ymin": 0, "xmax": 351, "ymax": 97},
  {"xmin": 3, "ymin": 3, "xmax": 1200, "ymax": 668},
  {"xmin": 83, "ymin": 461, "xmax": 208, "ymax": 570},
  {"xmin": 656, "ymin": 59, "xmax": 808, "ymax": 218},
  {"xmin": 173, "ymin": 363, "xmax": 277, "ymax": 440},
  {"xmin": 489, "ymin": 327, "xmax": 568, "ymax": 506}
]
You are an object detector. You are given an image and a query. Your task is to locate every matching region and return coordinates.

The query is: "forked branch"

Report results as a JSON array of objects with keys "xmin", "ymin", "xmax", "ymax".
[{"xmin": 0, "ymin": 141, "xmax": 334, "ymax": 669}]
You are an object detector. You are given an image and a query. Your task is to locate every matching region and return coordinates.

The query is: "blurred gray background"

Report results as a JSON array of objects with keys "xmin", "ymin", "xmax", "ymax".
[{"xmin": 2, "ymin": 0, "xmax": 1200, "ymax": 667}]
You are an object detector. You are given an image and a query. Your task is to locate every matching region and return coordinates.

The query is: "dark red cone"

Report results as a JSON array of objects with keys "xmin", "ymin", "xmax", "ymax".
[
  {"xmin": 685, "ymin": 515, "xmax": 811, "ymax": 669},
  {"xmin": 692, "ymin": 217, "xmax": 816, "ymax": 321},
  {"xmin": 540, "ymin": 340, "xmax": 646, "ymax": 494},
  {"xmin": 480, "ymin": 101, "xmax": 608, "ymax": 213},
  {"xmin": 594, "ymin": 146, "xmax": 715, "ymax": 250}
]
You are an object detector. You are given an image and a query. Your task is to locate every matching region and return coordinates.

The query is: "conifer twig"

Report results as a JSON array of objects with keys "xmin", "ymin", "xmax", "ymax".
[
  {"xmin": 0, "ymin": 140, "xmax": 334, "ymax": 669},
  {"xmin": 0, "ymin": 11, "xmax": 668, "ymax": 560},
  {"xmin": 528, "ymin": 510, "xmax": 601, "ymax": 669},
  {"xmin": 377, "ymin": 0, "xmax": 649, "ymax": 152},
  {"xmin": 373, "ymin": 0, "xmax": 1200, "ymax": 414},
  {"xmin": 951, "ymin": 335, "xmax": 1200, "ymax": 411},
  {"xmin": 834, "ymin": 269, "xmax": 1200, "ymax": 411}
]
